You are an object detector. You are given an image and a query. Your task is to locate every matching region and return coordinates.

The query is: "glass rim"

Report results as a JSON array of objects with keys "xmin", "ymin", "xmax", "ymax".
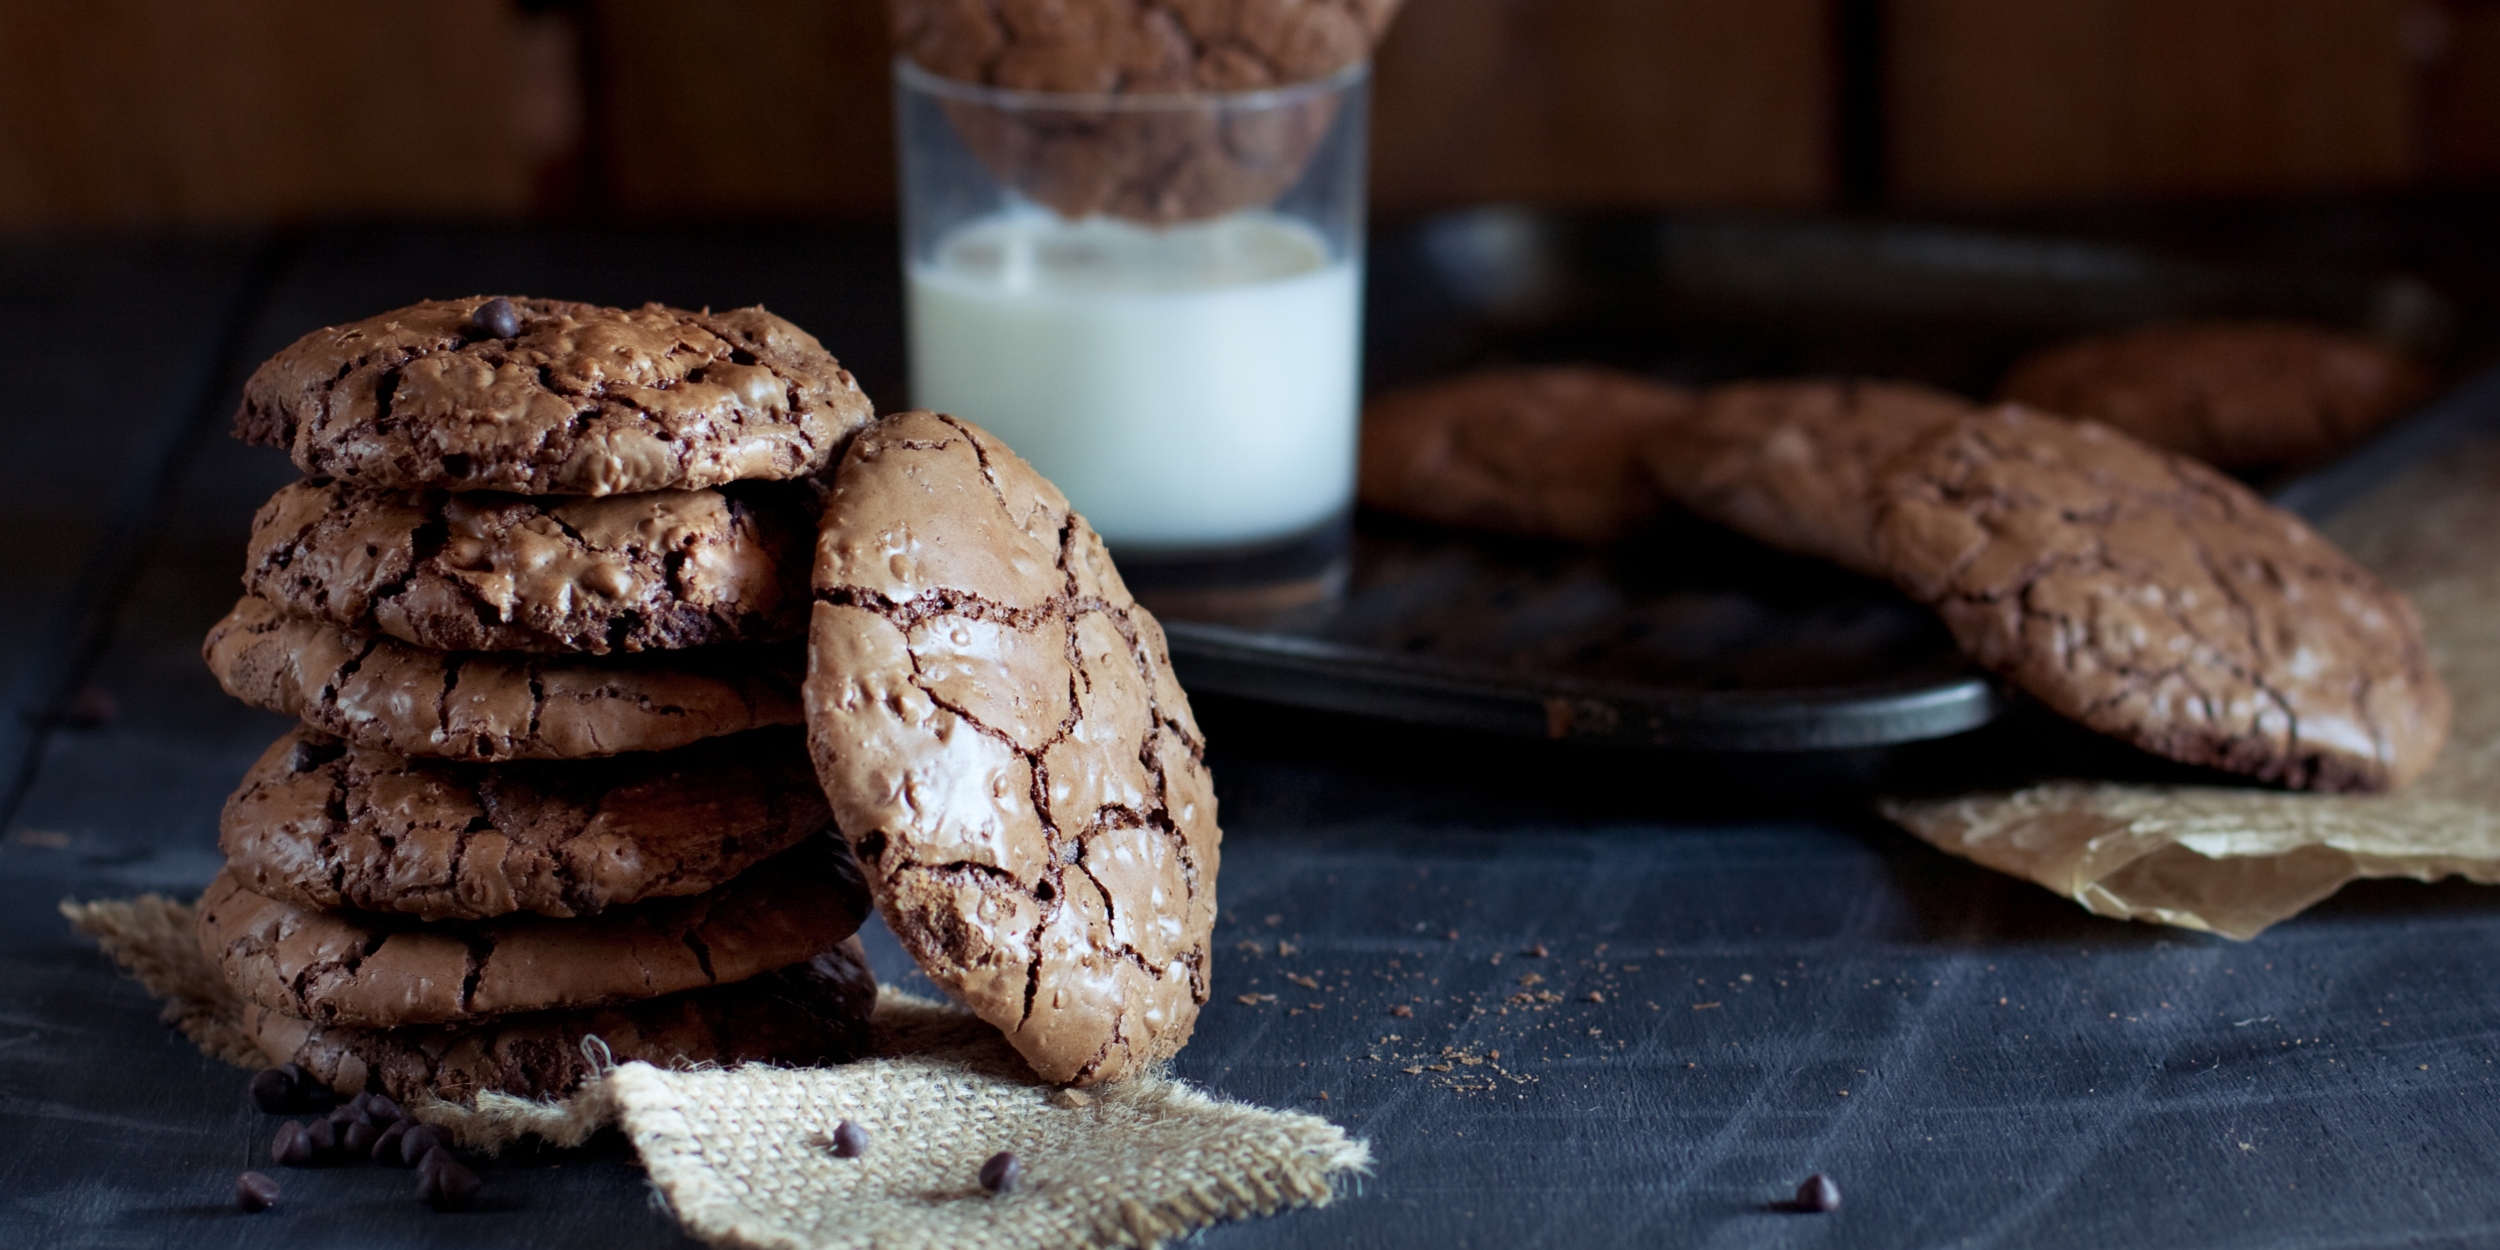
[{"xmin": 894, "ymin": 56, "xmax": 1367, "ymax": 113}]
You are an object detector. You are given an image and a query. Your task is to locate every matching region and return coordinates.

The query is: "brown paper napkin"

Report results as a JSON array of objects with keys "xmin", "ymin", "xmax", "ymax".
[
  {"xmin": 1885, "ymin": 437, "xmax": 2500, "ymax": 938},
  {"xmin": 63, "ymin": 896, "xmax": 1367, "ymax": 1250}
]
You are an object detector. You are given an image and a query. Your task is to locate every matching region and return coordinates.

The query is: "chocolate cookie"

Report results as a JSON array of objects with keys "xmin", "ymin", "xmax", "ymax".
[
  {"xmin": 895, "ymin": 1, "xmax": 1402, "ymax": 222},
  {"xmin": 247, "ymin": 938, "xmax": 878, "ymax": 1104},
  {"xmin": 222, "ymin": 726, "xmax": 830, "ymax": 921},
  {"xmin": 1998, "ymin": 320, "xmax": 2432, "ymax": 473},
  {"xmin": 203, "ymin": 596, "xmax": 802, "ymax": 761},
  {"xmin": 1644, "ymin": 378, "xmax": 1974, "ymax": 577},
  {"xmin": 198, "ymin": 836, "xmax": 872, "ymax": 1028},
  {"xmin": 1874, "ymin": 405, "xmax": 2450, "ymax": 792},
  {"xmin": 805, "ymin": 411, "xmax": 1217, "ymax": 1086},
  {"xmin": 1358, "ymin": 366, "xmax": 1696, "ymax": 545},
  {"xmin": 244, "ymin": 477, "xmax": 817, "ymax": 655},
  {"xmin": 235, "ymin": 298, "xmax": 874, "ymax": 496}
]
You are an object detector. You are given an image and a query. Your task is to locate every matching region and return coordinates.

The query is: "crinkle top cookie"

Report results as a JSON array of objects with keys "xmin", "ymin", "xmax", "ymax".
[
  {"xmin": 1874, "ymin": 405, "xmax": 2450, "ymax": 793},
  {"xmin": 236, "ymin": 297, "xmax": 874, "ymax": 496},
  {"xmin": 896, "ymin": 0, "xmax": 1402, "ymax": 93},
  {"xmin": 805, "ymin": 411, "xmax": 1218, "ymax": 1086}
]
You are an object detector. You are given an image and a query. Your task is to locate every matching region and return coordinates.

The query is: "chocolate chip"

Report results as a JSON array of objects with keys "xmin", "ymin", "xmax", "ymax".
[
  {"xmin": 978, "ymin": 1151, "xmax": 1020, "ymax": 1195},
  {"xmin": 280, "ymin": 1063, "xmax": 334, "ymax": 1109},
  {"xmin": 398, "ymin": 1124, "xmax": 447, "ymax": 1168},
  {"xmin": 234, "ymin": 1171, "xmax": 280, "ymax": 1213},
  {"xmin": 1794, "ymin": 1173, "xmax": 1840, "ymax": 1212},
  {"xmin": 354, "ymin": 1092, "xmax": 403, "ymax": 1126},
  {"xmin": 328, "ymin": 1103, "xmax": 371, "ymax": 1129},
  {"xmin": 372, "ymin": 1118, "xmax": 412, "ymax": 1163},
  {"xmin": 472, "ymin": 297, "xmax": 522, "ymax": 340},
  {"xmin": 249, "ymin": 1068, "xmax": 298, "ymax": 1114},
  {"xmin": 342, "ymin": 1119, "xmax": 380, "ymax": 1155},
  {"xmin": 830, "ymin": 1120, "xmax": 868, "ymax": 1158},
  {"xmin": 271, "ymin": 1121, "xmax": 315, "ymax": 1168},
  {"xmin": 415, "ymin": 1150, "xmax": 482, "ymax": 1211}
]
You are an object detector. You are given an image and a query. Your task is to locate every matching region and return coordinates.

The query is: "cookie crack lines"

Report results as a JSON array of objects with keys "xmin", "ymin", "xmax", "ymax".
[
  {"xmin": 805, "ymin": 411, "xmax": 1218, "ymax": 1086},
  {"xmin": 1874, "ymin": 405, "xmax": 2447, "ymax": 793}
]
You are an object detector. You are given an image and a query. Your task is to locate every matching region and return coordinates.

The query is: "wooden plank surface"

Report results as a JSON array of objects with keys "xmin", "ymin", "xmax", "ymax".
[{"xmin": 9, "ymin": 224, "xmax": 2500, "ymax": 1248}]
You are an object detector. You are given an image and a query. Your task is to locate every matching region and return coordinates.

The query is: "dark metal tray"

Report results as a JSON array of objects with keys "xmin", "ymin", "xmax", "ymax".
[{"xmin": 1160, "ymin": 208, "xmax": 2474, "ymax": 752}]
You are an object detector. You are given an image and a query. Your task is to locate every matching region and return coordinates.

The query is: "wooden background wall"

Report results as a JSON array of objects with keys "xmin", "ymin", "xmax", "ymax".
[{"xmin": 2, "ymin": 0, "xmax": 2496, "ymax": 231}]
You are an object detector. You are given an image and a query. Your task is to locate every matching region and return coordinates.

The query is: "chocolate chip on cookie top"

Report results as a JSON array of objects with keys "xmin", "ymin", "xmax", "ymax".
[
  {"xmin": 244, "ymin": 477, "xmax": 817, "ymax": 655},
  {"xmin": 203, "ymin": 596, "xmax": 803, "ymax": 761},
  {"xmin": 806, "ymin": 411, "xmax": 1216, "ymax": 1086},
  {"xmin": 1646, "ymin": 378, "xmax": 1975, "ymax": 577},
  {"xmin": 197, "ymin": 836, "xmax": 873, "ymax": 1028},
  {"xmin": 896, "ymin": 0, "xmax": 1402, "ymax": 93},
  {"xmin": 1875, "ymin": 405, "xmax": 2450, "ymax": 792},
  {"xmin": 1997, "ymin": 321, "xmax": 2432, "ymax": 474},
  {"xmin": 1358, "ymin": 365, "xmax": 1696, "ymax": 545},
  {"xmin": 248, "ymin": 938, "xmax": 878, "ymax": 1104},
  {"xmin": 221, "ymin": 726, "xmax": 831, "ymax": 921},
  {"xmin": 235, "ymin": 298, "xmax": 874, "ymax": 496}
]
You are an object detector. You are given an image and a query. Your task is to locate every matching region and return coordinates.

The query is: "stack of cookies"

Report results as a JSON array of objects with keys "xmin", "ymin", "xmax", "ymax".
[{"xmin": 194, "ymin": 296, "xmax": 883, "ymax": 1105}]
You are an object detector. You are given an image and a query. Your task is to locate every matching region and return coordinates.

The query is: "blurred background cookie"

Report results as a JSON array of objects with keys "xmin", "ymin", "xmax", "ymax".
[
  {"xmin": 1646, "ymin": 378, "xmax": 1974, "ymax": 576},
  {"xmin": 1358, "ymin": 365, "xmax": 1694, "ymax": 545},
  {"xmin": 1998, "ymin": 320, "xmax": 2433, "ymax": 474}
]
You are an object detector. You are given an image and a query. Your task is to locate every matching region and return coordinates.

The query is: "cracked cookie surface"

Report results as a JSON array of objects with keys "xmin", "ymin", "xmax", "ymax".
[
  {"xmin": 222, "ymin": 726, "xmax": 830, "ymax": 921},
  {"xmin": 805, "ymin": 411, "xmax": 1218, "ymax": 1086},
  {"xmin": 197, "ymin": 835, "xmax": 871, "ymax": 1028},
  {"xmin": 1998, "ymin": 320, "xmax": 2432, "ymax": 474},
  {"xmin": 248, "ymin": 938, "xmax": 877, "ymax": 1104},
  {"xmin": 1359, "ymin": 366, "xmax": 1696, "ymax": 545},
  {"xmin": 896, "ymin": 0, "xmax": 1401, "ymax": 93},
  {"xmin": 236, "ymin": 297, "xmax": 874, "ymax": 496},
  {"xmin": 245, "ymin": 477, "xmax": 817, "ymax": 655},
  {"xmin": 1644, "ymin": 378, "xmax": 1974, "ymax": 577},
  {"xmin": 203, "ymin": 595, "xmax": 802, "ymax": 761},
  {"xmin": 1874, "ymin": 405, "xmax": 2450, "ymax": 792},
  {"xmin": 894, "ymin": 1, "xmax": 1401, "ymax": 221}
]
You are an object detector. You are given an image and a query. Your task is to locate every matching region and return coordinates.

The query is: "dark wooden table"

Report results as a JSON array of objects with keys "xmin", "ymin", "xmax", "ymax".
[{"xmin": 8, "ymin": 220, "xmax": 2500, "ymax": 1249}]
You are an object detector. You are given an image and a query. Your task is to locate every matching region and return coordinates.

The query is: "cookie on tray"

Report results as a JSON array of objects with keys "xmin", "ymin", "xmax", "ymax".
[
  {"xmin": 1997, "ymin": 320, "xmax": 2432, "ymax": 473},
  {"xmin": 248, "ymin": 938, "xmax": 878, "ymax": 1104},
  {"xmin": 244, "ymin": 477, "xmax": 818, "ymax": 655},
  {"xmin": 1358, "ymin": 365, "xmax": 1696, "ymax": 545},
  {"xmin": 221, "ymin": 726, "xmax": 830, "ymax": 921},
  {"xmin": 203, "ymin": 596, "xmax": 802, "ymax": 761},
  {"xmin": 235, "ymin": 297, "xmax": 875, "ymax": 496},
  {"xmin": 806, "ymin": 411, "xmax": 1217, "ymax": 1086},
  {"xmin": 1645, "ymin": 378, "xmax": 1974, "ymax": 577},
  {"xmin": 198, "ymin": 836, "xmax": 872, "ymax": 1028},
  {"xmin": 1873, "ymin": 404, "xmax": 2450, "ymax": 792}
]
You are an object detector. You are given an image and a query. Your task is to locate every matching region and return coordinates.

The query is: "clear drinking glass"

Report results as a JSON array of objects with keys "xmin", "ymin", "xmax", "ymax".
[{"xmin": 896, "ymin": 58, "xmax": 1369, "ymax": 612}]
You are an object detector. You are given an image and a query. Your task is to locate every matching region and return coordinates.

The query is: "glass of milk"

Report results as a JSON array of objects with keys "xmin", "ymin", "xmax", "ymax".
[{"xmin": 896, "ymin": 58, "xmax": 1368, "ymax": 613}]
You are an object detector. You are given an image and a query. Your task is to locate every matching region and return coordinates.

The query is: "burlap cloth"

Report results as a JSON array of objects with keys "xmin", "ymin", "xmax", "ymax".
[
  {"xmin": 60, "ymin": 896, "xmax": 1366, "ymax": 1249},
  {"xmin": 1886, "ymin": 437, "xmax": 2500, "ymax": 938}
]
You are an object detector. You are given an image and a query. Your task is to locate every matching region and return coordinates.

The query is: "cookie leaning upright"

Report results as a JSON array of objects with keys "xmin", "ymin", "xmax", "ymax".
[
  {"xmin": 804, "ymin": 411, "xmax": 1219, "ymax": 1086},
  {"xmin": 235, "ymin": 297, "xmax": 873, "ymax": 495},
  {"xmin": 1874, "ymin": 405, "xmax": 2450, "ymax": 792}
]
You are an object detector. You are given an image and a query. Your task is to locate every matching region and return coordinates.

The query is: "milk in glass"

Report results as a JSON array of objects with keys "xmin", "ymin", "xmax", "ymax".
[{"xmin": 907, "ymin": 209, "xmax": 1360, "ymax": 553}]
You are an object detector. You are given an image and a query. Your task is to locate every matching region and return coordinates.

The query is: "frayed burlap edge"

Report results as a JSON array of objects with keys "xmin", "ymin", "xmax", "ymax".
[{"xmin": 64, "ymin": 895, "xmax": 1370, "ymax": 1249}]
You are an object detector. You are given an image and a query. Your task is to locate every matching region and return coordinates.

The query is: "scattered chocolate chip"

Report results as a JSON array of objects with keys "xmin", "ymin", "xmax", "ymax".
[
  {"xmin": 1794, "ymin": 1173, "xmax": 1841, "ymax": 1213},
  {"xmin": 830, "ymin": 1120, "xmax": 868, "ymax": 1158},
  {"xmin": 398, "ymin": 1124, "xmax": 447, "ymax": 1168},
  {"xmin": 249, "ymin": 1068, "xmax": 298, "ymax": 1114},
  {"xmin": 328, "ymin": 1103, "xmax": 371, "ymax": 1130},
  {"xmin": 416, "ymin": 1150, "xmax": 483, "ymax": 1211},
  {"xmin": 279, "ymin": 1063, "xmax": 332, "ymax": 1109},
  {"xmin": 354, "ymin": 1092, "xmax": 403, "ymax": 1126},
  {"xmin": 342, "ymin": 1119, "xmax": 380, "ymax": 1155},
  {"xmin": 372, "ymin": 1119, "xmax": 412, "ymax": 1163},
  {"xmin": 302, "ymin": 1117, "xmax": 340, "ymax": 1162},
  {"xmin": 234, "ymin": 1171, "xmax": 280, "ymax": 1213},
  {"xmin": 979, "ymin": 1151, "xmax": 1020, "ymax": 1195},
  {"xmin": 471, "ymin": 297, "xmax": 522, "ymax": 340},
  {"xmin": 271, "ymin": 1121, "xmax": 315, "ymax": 1168}
]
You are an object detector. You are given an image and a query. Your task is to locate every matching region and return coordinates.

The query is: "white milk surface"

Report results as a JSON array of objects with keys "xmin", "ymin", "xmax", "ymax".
[{"xmin": 907, "ymin": 210, "xmax": 1360, "ymax": 552}]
